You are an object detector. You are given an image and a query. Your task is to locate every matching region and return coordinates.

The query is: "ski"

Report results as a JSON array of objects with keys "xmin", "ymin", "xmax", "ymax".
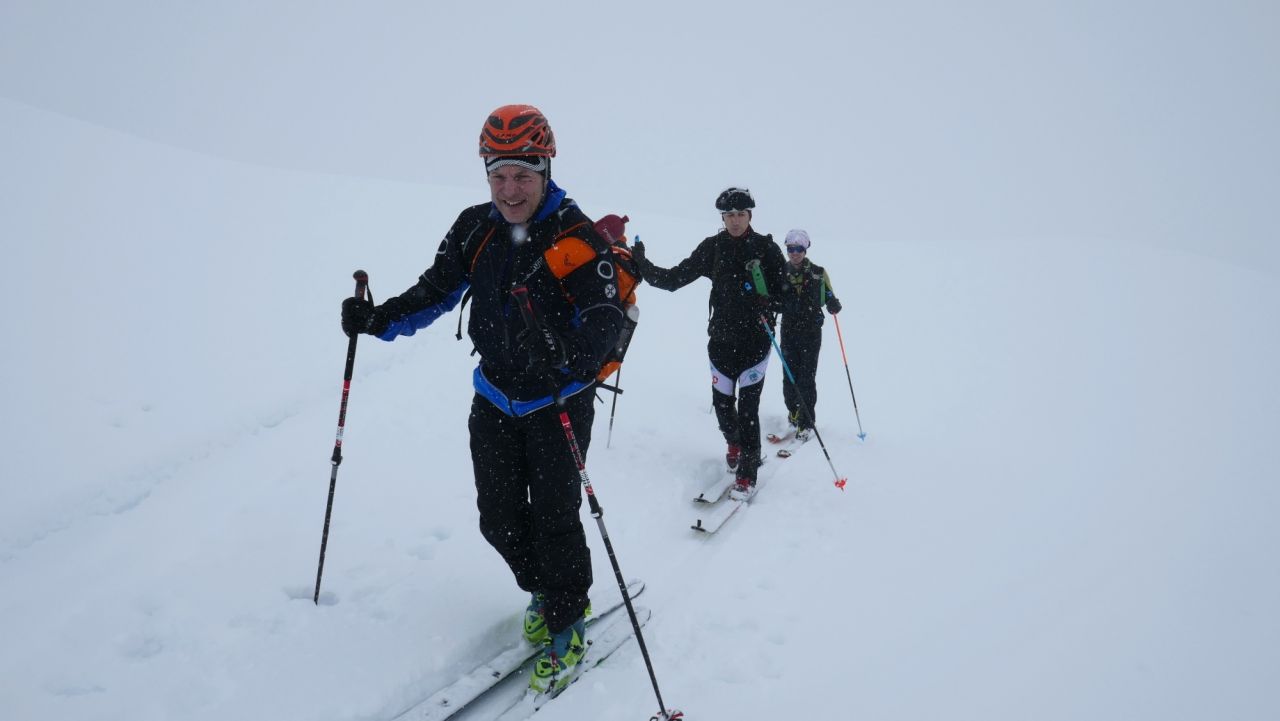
[
  {"xmin": 693, "ymin": 474, "xmax": 737, "ymax": 504},
  {"xmin": 691, "ymin": 478, "xmax": 766, "ymax": 534},
  {"xmin": 693, "ymin": 455, "xmax": 764, "ymax": 503},
  {"xmin": 691, "ymin": 496, "xmax": 742, "ymax": 533},
  {"xmin": 391, "ymin": 580, "xmax": 645, "ymax": 721},
  {"xmin": 775, "ymin": 433, "xmax": 812, "ymax": 458},
  {"xmin": 766, "ymin": 430, "xmax": 794, "ymax": 444},
  {"xmin": 492, "ymin": 607, "xmax": 652, "ymax": 721}
]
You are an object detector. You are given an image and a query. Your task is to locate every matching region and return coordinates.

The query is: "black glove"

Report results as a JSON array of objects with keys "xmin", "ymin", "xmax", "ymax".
[
  {"xmin": 631, "ymin": 240, "xmax": 647, "ymax": 265},
  {"xmin": 753, "ymin": 293, "xmax": 782, "ymax": 314},
  {"xmin": 517, "ymin": 326, "xmax": 569, "ymax": 374},
  {"xmin": 624, "ymin": 245, "xmax": 644, "ymax": 284},
  {"xmin": 341, "ymin": 297, "xmax": 389, "ymax": 337},
  {"xmin": 827, "ymin": 297, "xmax": 842, "ymax": 315}
]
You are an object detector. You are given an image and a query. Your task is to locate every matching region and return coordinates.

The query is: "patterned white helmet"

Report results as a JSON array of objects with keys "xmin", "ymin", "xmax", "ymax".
[{"xmin": 784, "ymin": 229, "xmax": 811, "ymax": 250}]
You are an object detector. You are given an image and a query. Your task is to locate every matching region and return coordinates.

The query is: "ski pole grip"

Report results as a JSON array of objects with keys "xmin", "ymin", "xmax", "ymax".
[
  {"xmin": 353, "ymin": 269, "xmax": 369, "ymax": 301},
  {"xmin": 511, "ymin": 284, "xmax": 566, "ymax": 405},
  {"xmin": 510, "ymin": 284, "xmax": 540, "ymax": 332},
  {"xmin": 746, "ymin": 259, "xmax": 769, "ymax": 297}
]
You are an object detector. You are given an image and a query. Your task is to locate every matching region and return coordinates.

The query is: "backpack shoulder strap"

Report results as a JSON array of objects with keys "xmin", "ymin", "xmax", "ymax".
[
  {"xmin": 454, "ymin": 222, "xmax": 496, "ymax": 341},
  {"xmin": 610, "ymin": 245, "xmax": 639, "ymax": 305}
]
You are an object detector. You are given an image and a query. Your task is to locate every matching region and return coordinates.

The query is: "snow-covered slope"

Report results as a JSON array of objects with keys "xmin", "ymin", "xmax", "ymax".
[{"xmin": 3, "ymin": 89, "xmax": 1279, "ymax": 721}]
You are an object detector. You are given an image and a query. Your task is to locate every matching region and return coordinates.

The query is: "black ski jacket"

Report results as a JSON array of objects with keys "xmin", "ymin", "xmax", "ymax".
[
  {"xmin": 637, "ymin": 228, "xmax": 787, "ymax": 343},
  {"xmin": 371, "ymin": 182, "xmax": 623, "ymax": 413},
  {"xmin": 780, "ymin": 259, "xmax": 841, "ymax": 332}
]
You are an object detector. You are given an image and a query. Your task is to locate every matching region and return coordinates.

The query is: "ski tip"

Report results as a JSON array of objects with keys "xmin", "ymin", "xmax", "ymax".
[
  {"xmin": 834, "ymin": 478, "xmax": 847, "ymax": 490},
  {"xmin": 776, "ymin": 449, "xmax": 791, "ymax": 458}
]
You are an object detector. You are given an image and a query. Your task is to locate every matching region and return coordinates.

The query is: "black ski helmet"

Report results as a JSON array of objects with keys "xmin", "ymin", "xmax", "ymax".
[{"xmin": 715, "ymin": 187, "xmax": 755, "ymax": 213}]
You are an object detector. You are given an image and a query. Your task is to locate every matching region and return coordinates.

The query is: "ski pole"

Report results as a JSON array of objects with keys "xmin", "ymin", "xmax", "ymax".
[
  {"xmin": 511, "ymin": 285, "xmax": 681, "ymax": 721},
  {"xmin": 606, "ymin": 363, "xmax": 622, "ymax": 448},
  {"xmin": 831, "ymin": 313, "xmax": 867, "ymax": 440},
  {"xmin": 314, "ymin": 269, "xmax": 370, "ymax": 605},
  {"xmin": 760, "ymin": 315, "xmax": 848, "ymax": 490},
  {"xmin": 605, "ymin": 303, "xmax": 640, "ymax": 449}
]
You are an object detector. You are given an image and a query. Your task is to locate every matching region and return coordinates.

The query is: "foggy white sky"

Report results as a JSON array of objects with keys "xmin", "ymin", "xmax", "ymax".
[{"xmin": 2, "ymin": 0, "xmax": 1276, "ymax": 271}]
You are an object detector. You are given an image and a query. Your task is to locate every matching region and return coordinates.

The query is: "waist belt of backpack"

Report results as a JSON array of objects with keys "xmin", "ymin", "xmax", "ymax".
[{"xmin": 472, "ymin": 365, "xmax": 593, "ymax": 417}]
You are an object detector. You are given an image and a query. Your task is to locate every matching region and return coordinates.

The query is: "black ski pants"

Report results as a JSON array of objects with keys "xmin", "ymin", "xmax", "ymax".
[
  {"xmin": 468, "ymin": 391, "xmax": 593, "ymax": 634},
  {"xmin": 709, "ymin": 332, "xmax": 771, "ymax": 481},
  {"xmin": 780, "ymin": 325, "xmax": 822, "ymax": 429}
]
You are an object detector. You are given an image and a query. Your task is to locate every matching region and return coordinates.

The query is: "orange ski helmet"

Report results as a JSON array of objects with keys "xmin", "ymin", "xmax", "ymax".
[{"xmin": 479, "ymin": 104, "xmax": 557, "ymax": 158}]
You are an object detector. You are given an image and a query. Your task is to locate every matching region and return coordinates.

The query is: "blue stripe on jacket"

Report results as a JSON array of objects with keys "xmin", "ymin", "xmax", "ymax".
[{"xmin": 377, "ymin": 283, "xmax": 469, "ymax": 340}]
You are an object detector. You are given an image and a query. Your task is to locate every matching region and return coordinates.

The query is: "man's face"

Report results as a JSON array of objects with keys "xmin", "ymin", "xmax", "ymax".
[
  {"xmin": 722, "ymin": 210, "xmax": 750, "ymax": 237},
  {"xmin": 488, "ymin": 166, "xmax": 545, "ymax": 224},
  {"xmin": 786, "ymin": 244, "xmax": 807, "ymax": 267}
]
